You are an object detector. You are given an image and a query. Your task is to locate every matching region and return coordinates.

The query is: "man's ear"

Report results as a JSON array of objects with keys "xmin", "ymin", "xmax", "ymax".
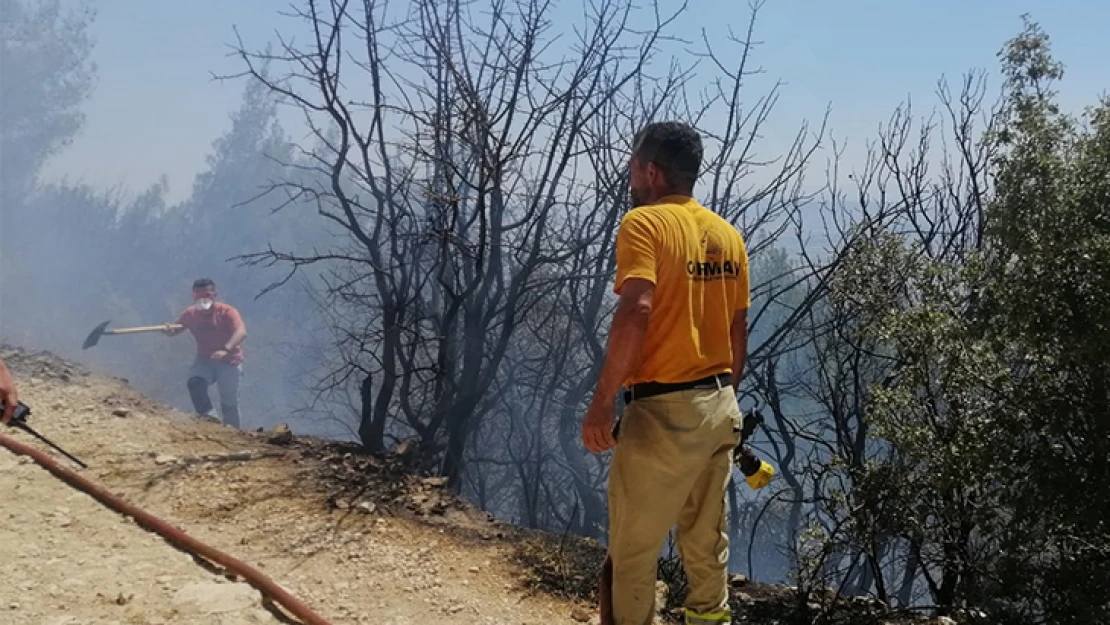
[{"xmin": 645, "ymin": 162, "xmax": 665, "ymax": 188}]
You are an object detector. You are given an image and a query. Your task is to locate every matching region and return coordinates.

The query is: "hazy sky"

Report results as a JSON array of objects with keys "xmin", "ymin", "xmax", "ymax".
[{"xmin": 44, "ymin": 0, "xmax": 1110, "ymax": 203}]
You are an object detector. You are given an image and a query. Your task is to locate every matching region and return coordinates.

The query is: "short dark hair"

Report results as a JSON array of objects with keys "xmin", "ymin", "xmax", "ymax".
[
  {"xmin": 631, "ymin": 121, "xmax": 703, "ymax": 192},
  {"xmin": 192, "ymin": 278, "xmax": 215, "ymax": 291}
]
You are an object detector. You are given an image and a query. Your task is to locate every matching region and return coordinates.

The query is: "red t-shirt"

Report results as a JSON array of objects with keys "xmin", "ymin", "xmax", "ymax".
[{"xmin": 176, "ymin": 302, "xmax": 245, "ymax": 364}]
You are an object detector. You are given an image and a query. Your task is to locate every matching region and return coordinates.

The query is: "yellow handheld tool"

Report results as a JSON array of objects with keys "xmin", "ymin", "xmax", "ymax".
[{"xmin": 734, "ymin": 409, "xmax": 774, "ymax": 490}]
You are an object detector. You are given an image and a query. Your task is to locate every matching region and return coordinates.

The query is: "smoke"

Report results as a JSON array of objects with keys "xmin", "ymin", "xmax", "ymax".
[
  {"xmin": 0, "ymin": 2, "xmax": 341, "ymax": 439},
  {"xmin": 0, "ymin": 0, "xmax": 814, "ymax": 584}
]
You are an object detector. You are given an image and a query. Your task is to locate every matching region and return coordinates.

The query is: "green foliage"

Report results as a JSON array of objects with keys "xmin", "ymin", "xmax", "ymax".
[
  {"xmin": 979, "ymin": 22, "xmax": 1110, "ymax": 621},
  {"xmin": 0, "ymin": 0, "xmax": 95, "ymax": 200},
  {"xmin": 817, "ymin": 17, "xmax": 1110, "ymax": 624},
  {"xmin": 841, "ymin": 235, "xmax": 1010, "ymax": 612}
]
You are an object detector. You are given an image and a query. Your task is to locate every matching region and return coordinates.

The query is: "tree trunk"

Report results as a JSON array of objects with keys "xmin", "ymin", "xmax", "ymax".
[
  {"xmin": 357, "ymin": 372, "xmax": 380, "ymax": 451},
  {"xmin": 365, "ymin": 311, "xmax": 401, "ymax": 453},
  {"xmin": 727, "ymin": 482, "xmax": 742, "ymax": 570},
  {"xmin": 935, "ymin": 541, "xmax": 961, "ymax": 616},
  {"xmin": 896, "ymin": 539, "xmax": 921, "ymax": 607},
  {"xmin": 870, "ymin": 548, "xmax": 889, "ymax": 605},
  {"xmin": 440, "ymin": 397, "xmax": 480, "ymax": 488}
]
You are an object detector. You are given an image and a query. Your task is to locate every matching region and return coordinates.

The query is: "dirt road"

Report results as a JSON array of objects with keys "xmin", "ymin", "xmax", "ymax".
[{"xmin": 0, "ymin": 349, "xmax": 591, "ymax": 625}]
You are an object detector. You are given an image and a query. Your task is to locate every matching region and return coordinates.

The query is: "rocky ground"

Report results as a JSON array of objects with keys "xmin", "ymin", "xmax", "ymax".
[
  {"xmin": 0, "ymin": 346, "xmax": 947, "ymax": 625},
  {"xmin": 0, "ymin": 347, "xmax": 584, "ymax": 625}
]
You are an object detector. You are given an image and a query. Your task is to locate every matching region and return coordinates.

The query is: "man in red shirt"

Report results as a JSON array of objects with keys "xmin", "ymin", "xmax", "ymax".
[{"xmin": 164, "ymin": 278, "xmax": 248, "ymax": 428}]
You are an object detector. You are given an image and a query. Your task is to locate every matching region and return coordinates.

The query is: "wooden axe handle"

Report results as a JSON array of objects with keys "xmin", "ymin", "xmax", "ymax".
[{"xmin": 106, "ymin": 324, "xmax": 184, "ymax": 335}]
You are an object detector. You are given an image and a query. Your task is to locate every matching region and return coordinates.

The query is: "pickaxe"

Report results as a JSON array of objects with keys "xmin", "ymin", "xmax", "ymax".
[{"xmin": 82, "ymin": 320, "xmax": 183, "ymax": 350}]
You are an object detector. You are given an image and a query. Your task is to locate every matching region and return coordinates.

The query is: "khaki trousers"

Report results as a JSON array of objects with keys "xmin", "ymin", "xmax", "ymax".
[{"xmin": 608, "ymin": 386, "xmax": 741, "ymax": 625}]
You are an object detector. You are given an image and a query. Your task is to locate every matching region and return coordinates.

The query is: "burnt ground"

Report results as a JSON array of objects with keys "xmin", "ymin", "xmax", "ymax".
[{"xmin": 0, "ymin": 346, "xmax": 948, "ymax": 625}]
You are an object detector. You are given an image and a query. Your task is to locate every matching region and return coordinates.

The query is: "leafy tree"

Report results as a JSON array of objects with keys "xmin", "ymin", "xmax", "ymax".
[
  {"xmin": 0, "ymin": 0, "xmax": 97, "ymax": 323},
  {"xmin": 979, "ymin": 17, "xmax": 1110, "ymax": 624},
  {"xmin": 800, "ymin": 17, "xmax": 1110, "ymax": 623},
  {"xmin": 0, "ymin": 0, "xmax": 95, "ymax": 201}
]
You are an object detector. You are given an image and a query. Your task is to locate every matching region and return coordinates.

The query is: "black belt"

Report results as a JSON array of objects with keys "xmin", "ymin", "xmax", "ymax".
[{"xmin": 623, "ymin": 372, "xmax": 731, "ymax": 404}]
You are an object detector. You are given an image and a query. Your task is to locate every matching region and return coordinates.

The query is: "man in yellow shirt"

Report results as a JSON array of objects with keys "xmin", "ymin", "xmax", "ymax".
[{"xmin": 583, "ymin": 121, "xmax": 750, "ymax": 625}]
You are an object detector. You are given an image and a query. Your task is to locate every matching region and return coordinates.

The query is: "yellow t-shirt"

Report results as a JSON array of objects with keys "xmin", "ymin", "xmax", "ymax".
[{"xmin": 614, "ymin": 195, "xmax": 750, "ymax": 386}]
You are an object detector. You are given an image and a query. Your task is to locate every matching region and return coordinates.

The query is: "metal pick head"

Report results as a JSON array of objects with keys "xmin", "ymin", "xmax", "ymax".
[{"xmin": 83, "ymin": 320, "xmax": 112, "ymax": 349}]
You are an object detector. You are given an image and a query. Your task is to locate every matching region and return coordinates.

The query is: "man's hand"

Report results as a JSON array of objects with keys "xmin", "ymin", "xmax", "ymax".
[
  {"xmin": 582, "ymin": 400, "xmax": 616, "ymax": 454},
  {"xmin": 209, "ymin": 349, "xmax": 229, "ymax": 362},
  {"xmin": 0, "ymin": 358, "xmax": 19, "ymax": 425}
]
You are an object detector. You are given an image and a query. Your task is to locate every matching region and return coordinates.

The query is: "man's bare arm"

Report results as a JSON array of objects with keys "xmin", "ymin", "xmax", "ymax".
[
  {"xmin": 0, "ymin": 358, "xmax": 19, "ymax": 425},
  {"xmin": 582, "ymin": 278, "xmax": 654, "ymax": 453},
  {"xmin": 730, "ymin": 307, "xmax": 748, "ymax": 391},
  {"xmin": 596, "ymin": 279, "xmax": 654, "ymax": 404},
  {"xmin": 223, "ymin": 323, "xmax": 247, "ymax": 351}
]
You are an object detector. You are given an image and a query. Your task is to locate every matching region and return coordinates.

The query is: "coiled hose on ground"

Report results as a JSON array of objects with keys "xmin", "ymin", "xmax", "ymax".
[{"xmin": 0, "ymin": 431, "xmax": 333, "ymax": 625}]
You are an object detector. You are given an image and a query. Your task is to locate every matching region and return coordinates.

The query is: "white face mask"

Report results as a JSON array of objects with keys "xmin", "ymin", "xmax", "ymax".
[{"xmin": 195, "ymin": 298, "xmax": 214, "ymax": 311}]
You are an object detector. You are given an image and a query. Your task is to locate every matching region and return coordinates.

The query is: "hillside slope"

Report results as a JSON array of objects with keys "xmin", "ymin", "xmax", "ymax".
[
  {"xmin": 0, "ymin": 346, "xmax": 944, "ymax": 625},
  {"xmin": 0, "ymin": 347, "xmax": 585, "ymax": 625}
]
